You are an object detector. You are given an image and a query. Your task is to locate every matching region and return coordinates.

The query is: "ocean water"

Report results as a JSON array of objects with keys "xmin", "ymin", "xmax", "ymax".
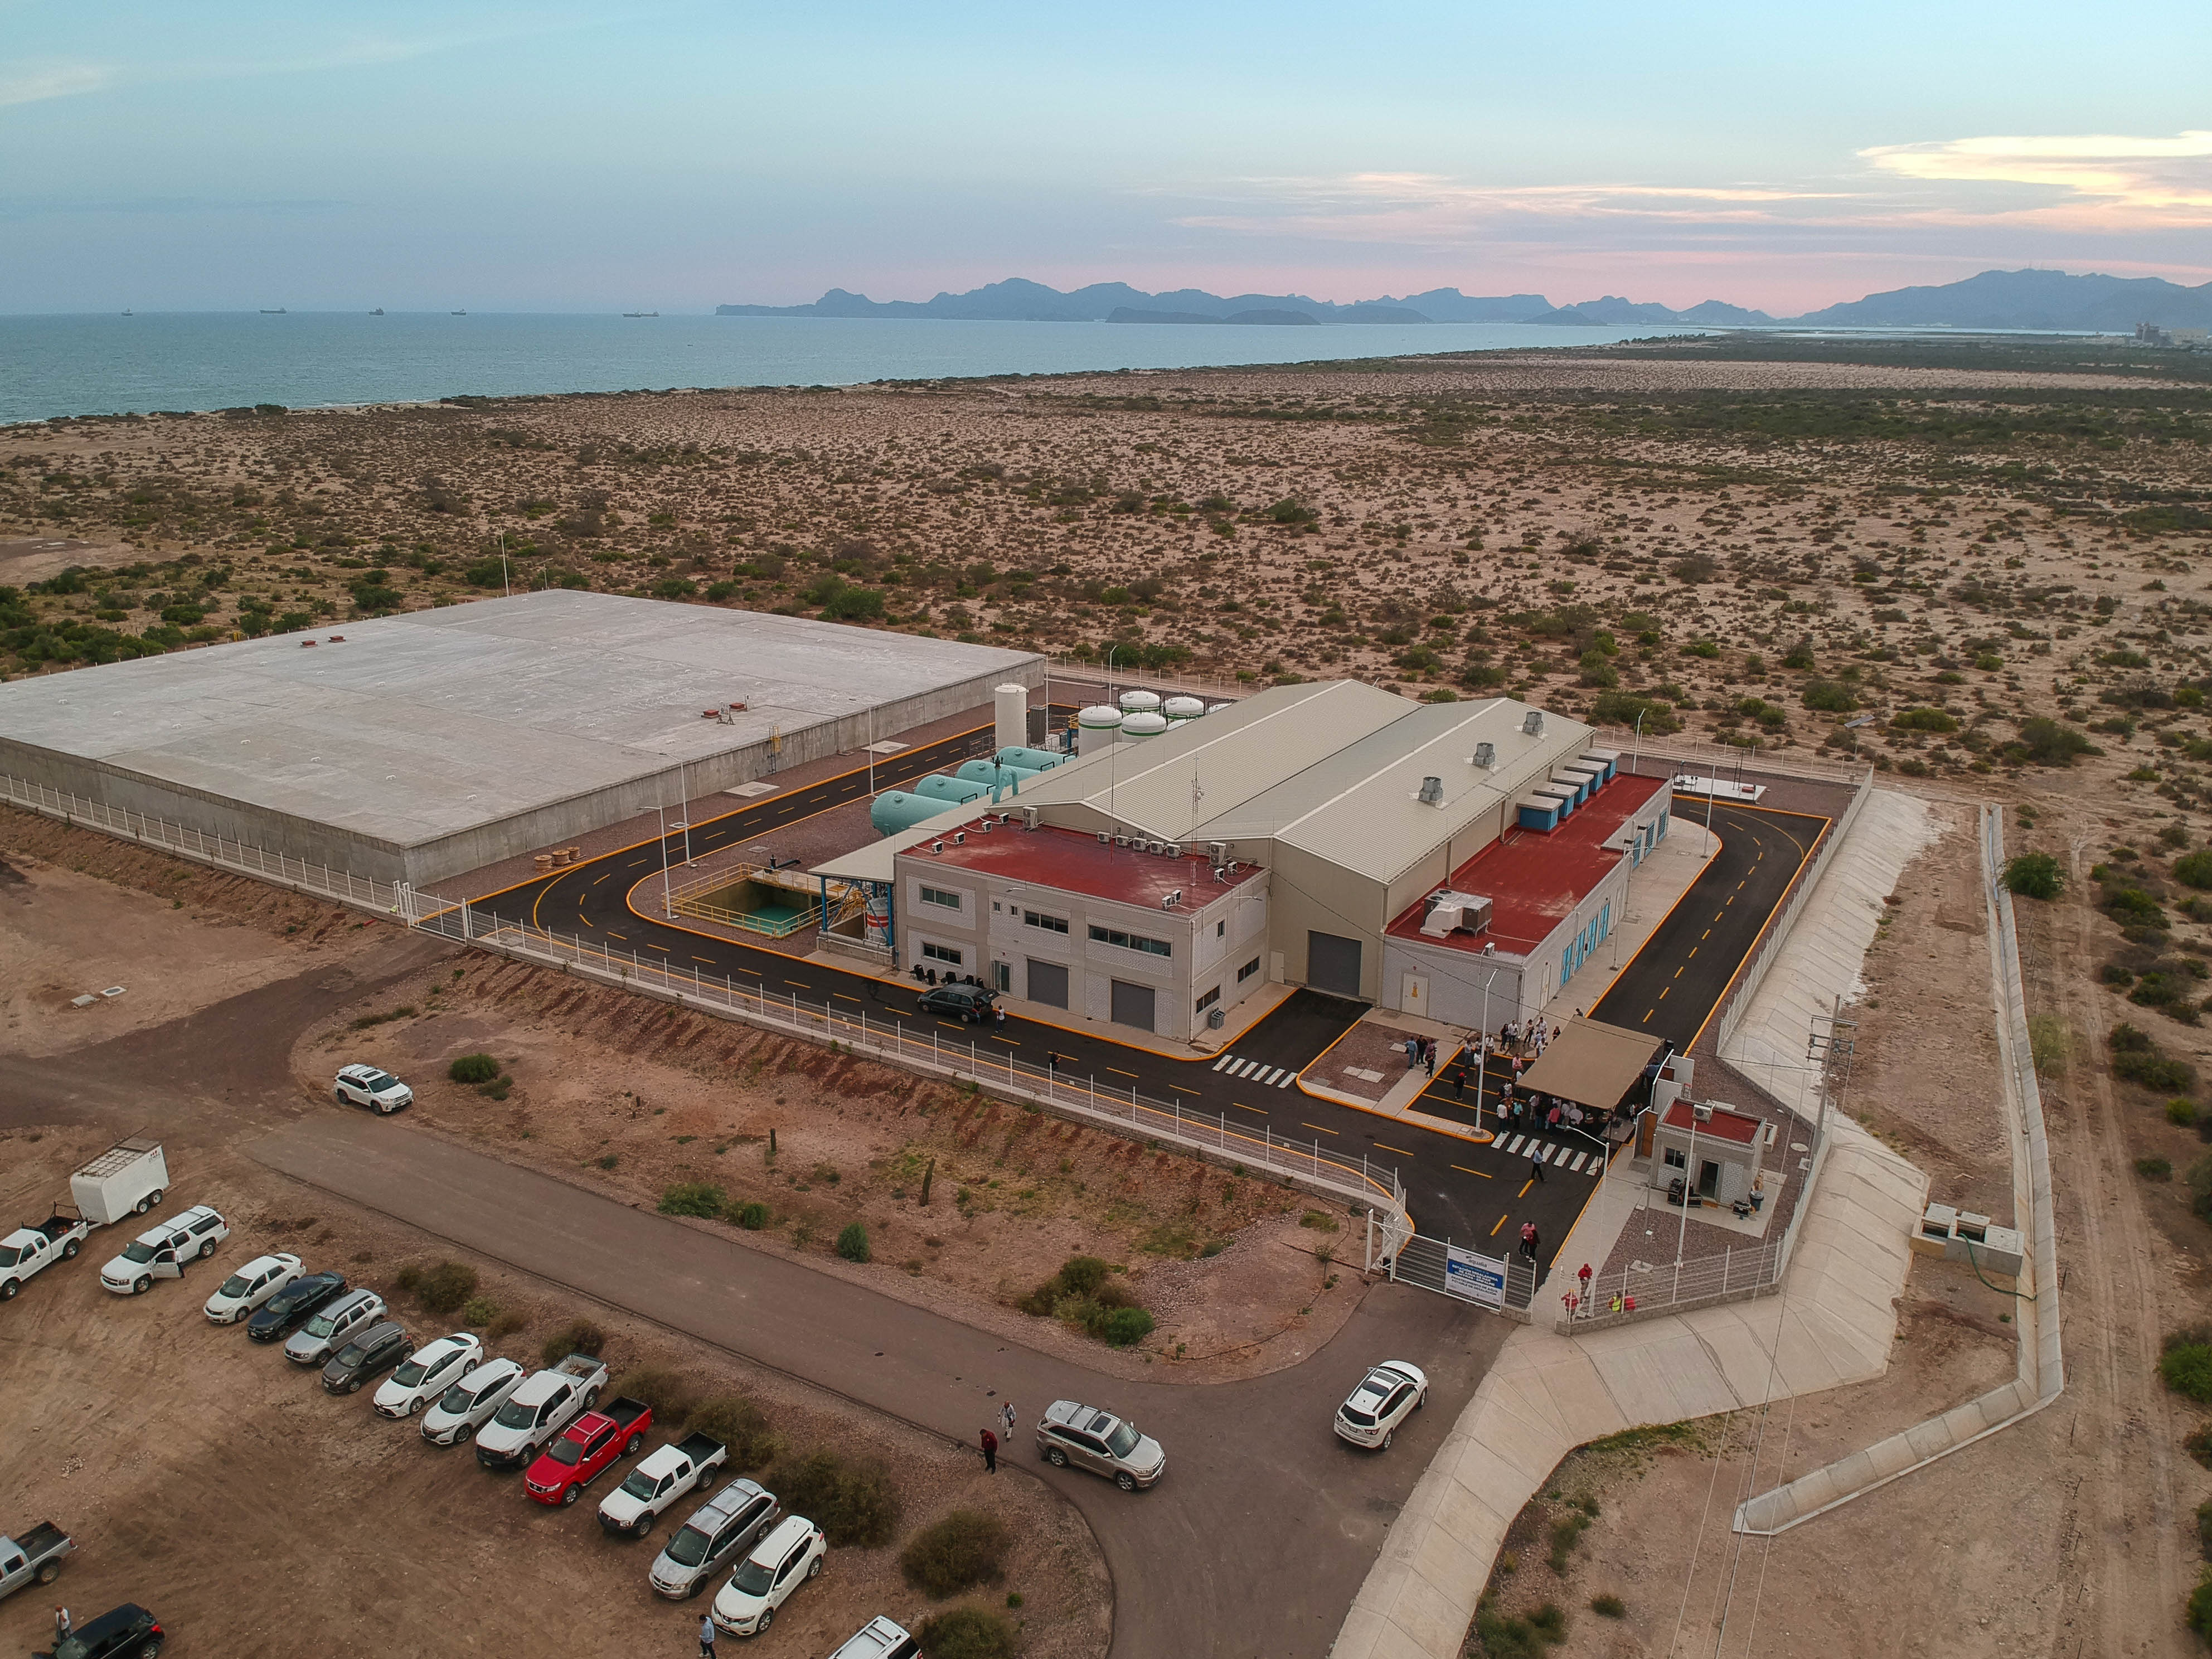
[{"xmin": 0, "ymin": 311, "xmax": 1701, "ymax": 426}]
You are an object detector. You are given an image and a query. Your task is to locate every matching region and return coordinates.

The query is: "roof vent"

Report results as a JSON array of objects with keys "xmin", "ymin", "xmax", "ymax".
[
  {"xmin": 1418, "ymin": 775, "xmax": 1444, "ymax": 807},
  {"xmin": 1522, "ymin": 710, "xmax": 1545, "ymax": 737},
  {"xmin": 1472, "ymin": 742, "xmax": 1496, "ymax": 769}
]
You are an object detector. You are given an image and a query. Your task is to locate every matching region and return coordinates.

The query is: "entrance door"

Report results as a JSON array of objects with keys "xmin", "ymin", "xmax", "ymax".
[
  {"xmin": 1696, "ymin": 1159, "xmax": 1721, "ymax": 1199},
  {"xmin": 1109, "ymin": 979, "xmax": 1156, "ymax": 1033},
  {"xmin": 1308, "ymin": 931, "xmax": 1363, "ymax": 998},
  {"xmin": 1401, "ymin": 973, "xmax": 1429, "ymax": 1016},
  {"xmin": 1027, "ymin": 958, "xmax": 1069, "ymax": 1010}
]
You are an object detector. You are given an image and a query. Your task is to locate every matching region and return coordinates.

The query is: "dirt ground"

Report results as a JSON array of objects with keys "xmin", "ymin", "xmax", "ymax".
[
  {"xmin": 0, "ymin": 1126, "xmax": 1109, "ymax": 1659},
  {"xmin": 286, "ymin": 951, "xmax": 1362, "ymax": 1385}
]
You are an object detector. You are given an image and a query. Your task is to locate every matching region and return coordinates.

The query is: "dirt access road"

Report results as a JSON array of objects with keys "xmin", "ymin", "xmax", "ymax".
[{"xmin": 6, "ymin": 918, "xmax": 1508, "ymax": 1659}]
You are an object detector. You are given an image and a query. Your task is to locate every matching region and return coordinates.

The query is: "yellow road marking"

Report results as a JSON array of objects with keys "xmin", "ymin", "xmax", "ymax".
[
  {"xmin": 1105, "ymin": 1067, "xmax": 1138, "ymax": 1079},
  {"xmin": 1659, "ymin": 986, "xmax": 1670, "ymax": 999},
  {"xmin": 1373, "ymin": 1142, "xmax": 1414, "ymax": 1156},
  {"xmin": 692, "ymin": 955, "xmax": 717, "ymax": 964},
  {"xmin": 642, "ymin": 940, "xmax": 668, "ymax": 951},
  {"xmin": 1233, "ymin": 1102, "xmax": 1270, "ymax": 1115},
  {"xmin": 1301, "ymin": 1122, "xmax": 1340, "ymax": 1136},
  {"xmin": 1517, "ymin": 1179, "xmax": 1534, "ymax": 1197},
  {"xmin": 1452, "ymin": 1164, "xmax": 1493, "ymax": 1178},
  {"xmin": 1490, "ymin": 1214, "xmax": 1509, "ymax": 1236},
  {"xmin": 1168, "ymin": 1084, "xmax": 1201, "ymax": 1095},
  {"xmin": 783, "ymin": 978, "xmax": 809, "ymax": 987},
  {"xmin": 605, "ymin": 929, "xmax": 626, "ymax": 940}
]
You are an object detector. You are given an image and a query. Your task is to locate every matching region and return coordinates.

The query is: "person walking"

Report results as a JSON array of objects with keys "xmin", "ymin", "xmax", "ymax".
[
  {"xmin": 1001, "ymin": 1400, "xmax": 1017, "ymax": 1434},
  {"xmin": 1519, "ymin": 1220, "xmax": 1539, "ymax": 1262},
  {"xmin": 1424, "ymin": 1040, "xmax": 1437, "ymax": 1075},
  {"xmin": 980, "ymin": 1427, "xmax": 998, "ymax": 1473},
  {"xmin": 1529, "ymin": 1151, "xmax": 1547, "ymax": 1184},
  {"xmin": 1547, "ymin": 1102, "xmax": 1563, "ymax": 1134},
  {"xmin": 54, "ymin": 1608, "xmax": 71, "ymax": 1643},
  {"xmin": 994, "ymin": 1003, "xmax": 1007, "ymax": 1032},
  {"xmin": 1450, "ymin": 1066, "xmax": 1467, "ymax": 1101},
  {"xmin": 698, "ymin": 1612, "xmax": 717, "ymax": 1657},
  {"xmin": 1577, "ymin": 1261, "xmax": 1593, "ymax": 1302}
]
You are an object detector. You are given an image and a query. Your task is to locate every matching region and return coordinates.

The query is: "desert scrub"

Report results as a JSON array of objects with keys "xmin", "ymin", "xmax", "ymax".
[
  {"xmin": 658, "ymin": 1182, "xmax": 726, "ymax": 1220},
  {"xmin": 761, "ymin": 1448, "xmax": 899, "ymax": 1547},
  {"xmin": 540, "ymin": 1316, "xmax": 607, "ymax": 1364},
  {"xmin": 1020, "ymin": 1255, "xmax": 1157, "ymax": 1347},
  {"xmin": 687, "ymin": 1395, "xmax": 778, "ymax": 1471},
  {"xmin": 448, "ymin": 1052, "xmax": 501, "ymax": 1084},
  {"xmin": 2161, "ymin": 1326, "xmax": 2212, "ymax": 1403},
  {"xmin": 914, "ymin": 1607, "xmax": 1019, "ymax": 1659},
  {"xmin": 609, "ymin": 1366, "xmax": 697, "ymax": 1422},
  {"xmin": 396, "ymin": 1259, "xmax": 479, "ymax": 1316},
  {"xmin": 836, "ymin": 1221, "xmax": 871, "ymax": 1263},
  {"xmin": 899, "ymin": 1508, "xmax": 1011, "ymax": 1597}
]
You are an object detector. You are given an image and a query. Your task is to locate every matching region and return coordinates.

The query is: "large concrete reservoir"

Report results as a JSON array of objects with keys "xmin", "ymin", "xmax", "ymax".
[{"xmin": 0, "ymin": 590, "xmax": 1042, "ymax": 885}]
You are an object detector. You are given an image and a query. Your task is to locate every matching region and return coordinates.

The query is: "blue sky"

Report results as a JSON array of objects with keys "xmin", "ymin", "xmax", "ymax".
[{"xmin": 3, "ymin": 0, "xmax": 2206, "ymax": 313}]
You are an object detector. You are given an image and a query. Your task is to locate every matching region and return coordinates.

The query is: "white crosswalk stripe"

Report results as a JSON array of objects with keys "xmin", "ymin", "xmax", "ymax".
[
  {"xmin": 1211, "ymin": 1055, "xmax": 1234, "ymax": 1072},
  {"xmin": 1277, "ymin": 1070, "xmax": 1295, "ymax": 1089},
  {"xmin": 1258, "ymin": 1066, "xmax": 1285, "ymax": 1086},
  {"xmin": 1505, "ymin": 1134, "xmax": 1526, "ymax": 1154},
  {"xmin": 1569, "ymin": 1151, "xmax": 1589, "ymax": 1173},
  {"xmin": 1211, "ymin": 1053, "xmax": 1301, "ymax": 1088}
]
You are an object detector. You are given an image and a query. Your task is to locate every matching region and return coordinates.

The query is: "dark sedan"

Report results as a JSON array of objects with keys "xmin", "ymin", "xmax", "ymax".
[
  {"xmin": 36, "ymin": 1603, "xmax": 163, "ymax": 1659},
  {"xmin": 245, "ymin": 1270, "xmax": 347, "ymax": 1343},
  {"xmin": 321, "ymin": 1319, "xmax": 411, "ymax": 1394}
]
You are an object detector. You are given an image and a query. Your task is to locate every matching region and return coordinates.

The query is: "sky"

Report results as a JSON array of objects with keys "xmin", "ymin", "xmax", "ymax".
[{"xmin": 2, "ymin": 0, "xmax": 2208, "ymax": 315}]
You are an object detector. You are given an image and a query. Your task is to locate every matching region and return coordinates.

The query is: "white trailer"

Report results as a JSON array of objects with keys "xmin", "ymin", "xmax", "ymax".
[{"xmin": 69, "ymin": 1138, "xmax": 168, "ymax": 1227}]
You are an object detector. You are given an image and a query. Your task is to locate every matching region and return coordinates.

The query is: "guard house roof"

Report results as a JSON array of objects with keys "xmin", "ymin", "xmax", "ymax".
[
  {"xmin": 1660, "ymin": 1100, "xmax": 1765, "ymax": 1146},
  {"xmin": 1383, "ymin": 773, "xmax": 1667, "ymax": 955},
  {"xmin": 1000, "ymin": 680, "xmax": 1596, "ymax": 885},
  {"xmin": 903, "ymin": 822, "xmax": 1262, "ymax": 910},
  {"xmin": 1517, "ymin": 1016, "xmax": 1667, "ymax": 1111}
]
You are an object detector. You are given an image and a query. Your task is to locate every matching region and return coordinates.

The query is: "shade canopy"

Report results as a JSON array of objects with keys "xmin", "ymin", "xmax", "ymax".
[{"xmin": 1518, "ymin": 1016, "xmax": 1667, "ymax": 1110}]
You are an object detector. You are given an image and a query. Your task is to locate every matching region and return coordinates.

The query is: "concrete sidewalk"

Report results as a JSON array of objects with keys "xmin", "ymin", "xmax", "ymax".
[{"xmin": 1331, "ymin": 1116, "xmax": 1925, "ymax": 1659}]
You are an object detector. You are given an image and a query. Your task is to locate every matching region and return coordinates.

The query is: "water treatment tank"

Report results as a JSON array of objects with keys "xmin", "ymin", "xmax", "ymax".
[
  {"xmin": 870, "ymin": 791, "xmax": 948, "ymax": 837},
  {"xmin": 1118, "ymin": 689, "xmax": 1162, "ymax": 714},
  {"xmin": 911, "ymin": 773, "xmax": 988, "ymax": 805},
  {"xmin": 993, "ymin": 683, "xmax": 1029, "ymax": 756},
  {"xmin": 1119, "ymin": 711, "xmax": 1170, "ymax": 743},
  {"xmin": 1077, "ymin": 705, "xmax": 1124, "ymax": 756},
  {"xmin": 1162, "ymin": 695, "xmax": 1205, "ymax": 724},
  {"xmin": 955, "ymin": 759, "xmax": 1037, "ymax": 792},
  {"xmin": 995, "ymin": 746, "xmax": 1062, "ymax": 773}
]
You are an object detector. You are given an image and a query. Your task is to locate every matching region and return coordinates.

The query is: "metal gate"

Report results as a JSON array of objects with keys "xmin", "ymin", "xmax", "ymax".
[{"xmin": 1375, "ymin": 1226, "xmax": 1539, "ymax": 1312}]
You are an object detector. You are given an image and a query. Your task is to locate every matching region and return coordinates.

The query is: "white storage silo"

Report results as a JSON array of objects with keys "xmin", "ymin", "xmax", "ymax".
[
  {"xmin": 1120, "ymin": 711, "xmax": 1169, "ymax": 743},
  {"xmin": 1077, "ymin": 705, "xmax": 1124, "ymax": 755},
  {"xmin": 993, "ymin": 683, "xmax": 1029, "ymax": 756},
  {"xmin": 1118, "ymin": 689, "xmax": 1162, "ymax": 715},
  {"xmin": 1162, "ymin": 695, "xmax": 1205, "ymax": 725}
]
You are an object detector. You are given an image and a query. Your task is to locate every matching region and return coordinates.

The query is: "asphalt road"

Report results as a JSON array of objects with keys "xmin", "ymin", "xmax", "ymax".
[
  {"xmin": 249, "ymin": 1113, "xmax": 1510, "ymax": 1659},
  {"xmin": 1589, "ymin": 803, "xmax": 1825, "ymax": 1053}
]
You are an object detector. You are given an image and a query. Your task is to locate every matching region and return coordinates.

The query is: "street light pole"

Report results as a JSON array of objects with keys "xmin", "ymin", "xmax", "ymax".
[
  {"xmin": 498, "ymin": 531, "xmax": 510, "ymax": 599},
  {"xmin": 1472, "ymin": 964, "xmax": 1502, "ymax": 1134},
  {"xmin": 658, "ymin": 796, "xmax": 672, "ymax": 916},
  {"xmin": 678, "ymin": 759, "xmax": 692, "ymax": 866}
]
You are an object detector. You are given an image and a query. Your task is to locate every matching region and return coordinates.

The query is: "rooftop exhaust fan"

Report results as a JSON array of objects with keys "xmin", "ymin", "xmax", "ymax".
[
  {"xmin": 1522, "ymin": 710, "xmax": 1545, "ymax": 737},
  {"xmin": 1418, "ymin": 775, "xmax": 1444, "ymax": 807},
  {"xmin": 1472, "ymin": 742, "xmax": 1496, "ymax": 769}
]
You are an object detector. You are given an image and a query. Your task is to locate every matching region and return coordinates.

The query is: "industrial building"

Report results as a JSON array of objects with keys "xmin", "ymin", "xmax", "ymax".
[
  {"xmin": 826, "ymin": 678, "xmax": 1671, "ymax": 1042},
  {"xmin": 0, "ymin": 591, "xmax": 1043, "ymax": 886}
]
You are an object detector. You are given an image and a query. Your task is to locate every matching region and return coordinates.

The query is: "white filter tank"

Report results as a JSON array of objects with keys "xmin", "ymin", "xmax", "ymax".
[
  {"xmin": 1119, "ymin": 711, "xmax": 1170, "ymax": 743},
  {"xmin": 1076, "ymin": 705, "xmax": 1124, "ymax": 756},
  {"xmin": 993, "ymin": 683, "xmax": 1028, "ymax": 756},
  {"xmin": 1162, "ymin": 695, "xmax": 1205, "ymax": 723},
  {"xmin": 1117, "ymin": 689, "xmax": 1162, "ymax": 714}
]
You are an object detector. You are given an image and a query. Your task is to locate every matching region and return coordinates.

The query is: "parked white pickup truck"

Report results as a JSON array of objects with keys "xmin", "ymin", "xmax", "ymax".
[
  {"xmin": 598, "ymin": 1434, "xmax": 729, "ymax": 1538},
  {"xmin": 0, "ymin": 1522, "xmax": 74, "ymax": 1602},
  {"xmin": 473, "ymin": 1354, "xmax": 608, "ymax": 1469},
  {"xmin": 1, "ymin": 1138, "xmax": 169, "ymax": 1304}
]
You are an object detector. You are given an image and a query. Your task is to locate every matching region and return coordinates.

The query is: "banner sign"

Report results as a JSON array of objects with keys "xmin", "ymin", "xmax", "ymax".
[{"xmin": 1443, "ymin": 1244, "xmax": 1507, "ymax": 1309}]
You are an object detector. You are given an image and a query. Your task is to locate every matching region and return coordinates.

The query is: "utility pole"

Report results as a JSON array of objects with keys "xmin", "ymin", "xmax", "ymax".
[
  {"xmin": 498, "ymin": 531, "xmax": 510, "ymax": 599},
  {"xmin": 658, "ymin": 795, "xmax": 672, "ymax": 916}
]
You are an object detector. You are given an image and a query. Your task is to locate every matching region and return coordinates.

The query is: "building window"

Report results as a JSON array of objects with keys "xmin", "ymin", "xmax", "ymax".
[
  {"xmin": 921, "ymin": 941, "xmax": 963, "ymax": 966},
  {"xmin": 1663, "ymin": 1146, "xmax": 1687, "ymax": 1170},
  {"xmin": 1195, "ymin": 984, "xmax": 1221, "ymax": 1013},
  {"xmin": 1216, "ymin": 919, "xmax": 1226, "ymax": 937},
  {"xmin": 918, "ymin": 885, "xmax": 962, "ymax": 910},
  {"xmin": 1089, "ymin": 924, "xmax": 1171, "ymax": 958},
  {"xmin": 1236, "ymin": 956, "xmax": 1262, "ymax": 983},
  {"xmin": 1022, "ymin": 909, "xmax": 1069, "ymax": 934}
]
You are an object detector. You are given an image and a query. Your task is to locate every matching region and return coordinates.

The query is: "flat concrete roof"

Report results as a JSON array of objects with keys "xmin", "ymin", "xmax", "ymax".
[
  {"xmin": 904, "ymin": 821, "xmax": 1263, "ymax": 909},
  {"xmin": 0, "ymin": 591, "xmax": 1040, "ymax": 853}
]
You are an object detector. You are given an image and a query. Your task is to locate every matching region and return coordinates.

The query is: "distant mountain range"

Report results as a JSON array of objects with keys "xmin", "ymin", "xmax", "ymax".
[{"xmin": 717, "ymin": 268, "xmax": 2212, "ymax": 332}]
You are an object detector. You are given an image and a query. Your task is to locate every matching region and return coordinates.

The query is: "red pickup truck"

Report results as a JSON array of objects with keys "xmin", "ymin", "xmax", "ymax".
[{"xmin": 523, "ymin": 1396, "xmax": 652, "ymax": 1506}]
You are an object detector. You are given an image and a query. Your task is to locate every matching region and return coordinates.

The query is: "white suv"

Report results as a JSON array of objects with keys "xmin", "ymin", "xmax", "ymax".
[
  {"xmin": 334, "ymin": 1064, "xmax": 413, "ymax": 1114},
  {"xmin": 1333, "ymin": 1360, "xmax": 1428, "ymax": 1450},
  {"xmin": 711, "ymin": 1515, "xmax": 825, "ymax": 1636},
  {"xmin": 99, "ymin": 1205, "xmax": 229, "ymax": 1294},
  {"xmin": 204, "ymin": 1252, "xmax": 304, "ymax": 1323}
]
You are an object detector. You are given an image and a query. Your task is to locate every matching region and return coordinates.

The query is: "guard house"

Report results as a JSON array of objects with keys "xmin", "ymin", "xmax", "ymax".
[{"xmin": 1648, "ymin": 1100, "xmax": 1768, "ymax": 1206}]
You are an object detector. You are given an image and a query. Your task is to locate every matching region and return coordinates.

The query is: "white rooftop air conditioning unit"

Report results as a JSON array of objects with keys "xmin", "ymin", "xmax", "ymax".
[
  {"xmin": 1213, "ymin": 866, "xmax": 1227, "ymax": 882},
  {"xmin": 1207, "ymin": 841, "xmax": 1228, "ymax": 865},
  {"xmin": 1165, "ymin": 842, "xmax": 1181, "ymax": 858},
  {"xmin": 1097, "ymin": 831, "xmax": 1110, "ymax": 843},
  {"xmin": 1472, "ymin": 742, "xmax": 1496, "ymax": 769},
  {"xmin": 954, "ymin": 831, "xmax": 966, "ymax": 846},
  {"xmin": 1482, "ymin": 941, "xmax": 1496, "ymax": 955},
  {"xmin": 1522, "ymin": 710, "xmax": 1545, "ymax": 737},
  {"xmin": 1162, "ymin": 894, "xmax": 1175, "ymax": 910},
  {"xmin": 931, "ymin": 840, "xmax": 943, "ymax": 855},
  {"xmin": 1418, "ymin": 775, "xmax": 1444, "ymax": 806},
  {"xmin": 1170, "ymin": 889, "xmax": 1183, "ymax": 905},
  {"xmin": 1023, "ymin": 807, "xmax": 1040, "ymax": 831},
  {"xmin": 1114, "ymin": 835, "xmax": 1129, "ymax": 847},
  {"xmin": 1692, "ymin": 1102, "xmax": 1713, "ymax": 1122},
  {"xmin": 978, "ymin": 819, "xmax": 992, "ymax": 833}
]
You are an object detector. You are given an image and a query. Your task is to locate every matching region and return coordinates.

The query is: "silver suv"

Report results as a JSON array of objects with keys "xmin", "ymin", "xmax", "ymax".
[
  {"xmin": 1035, "ymin": 1399, "xmax": 1166, "ymax": 1491},
  {"xmin": 283, "ymin": 1287, "xmax": 387, "ymax": 1365}
]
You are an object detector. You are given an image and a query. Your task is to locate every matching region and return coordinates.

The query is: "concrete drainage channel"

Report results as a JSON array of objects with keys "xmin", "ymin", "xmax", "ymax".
[{"xmin": 1728, "ymin": 803, "xmax": 2063, "ymax": 1534}]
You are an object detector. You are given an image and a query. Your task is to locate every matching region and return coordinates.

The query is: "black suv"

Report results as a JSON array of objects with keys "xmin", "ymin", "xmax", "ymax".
[
  {"xmin": 322, "ymin": 1319, "xmax": 412, "ymax": 1394},
  {"xmin": 246, "ymin": 1270, "xmax": 346, "ymax": 1343},
  {"xmin": 917, "ymin": 982, "xmax": 996, "ymax": 1023},
  {"xmin": 37, "ymin": 1603, "xmax": 163, "ymax": 1659}
]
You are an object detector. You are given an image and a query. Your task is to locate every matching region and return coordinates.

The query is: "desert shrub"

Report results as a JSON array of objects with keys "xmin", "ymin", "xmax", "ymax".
[
  {"xmin": 2176, "ymin": 851, "xmax": 2212, "ymax": 891},
  {"xmin": 1801, "ymin": 679, "xmax": 1857, "ymax": 712},
  {"xmin": 2174, "ymin": 1100, "xmax": 2201, "ymax": 1126},
  {"xmin": 658, "ymin": 1182, "xmax": 726, "ymax": 1220},
  {"xmin": 2163, "ymin": 1328, "xmax": 2212, "ymax": 1403},
  {"xmin": 460, "ymin": 1294, "xmax": 501, "ymax": 1326},
  {"xmin": 2002, "ymin": 853, "xmax": 2064, "ymax": 900},
  {"xmin": 1590, "ymin": 1594, "xmax": 1626, "ymax": 1618},
  {"xmin": 412, "ymin": 1260, "xmax": 480, "ymax": 1316},
  {"xmin": 1095, "ymin": 1306, "xmax": 1156, "ymax": 1347},
  {"xmin": 611, "ymin": 1366, "xmax": 697, "ymax": 1422},
  {"xmin": 1548, "ymin": 1510, "xmax": 1591, "ymax": 1571},
  {"xmin": 1891, "ymin": 706, "xmax": 1959, "ymax": 733},
  {"xmin": 2140, "ymin": 1156, "xmax": 2175, "ymax": 1178},
  {"xmin": 2016, "ymin": 717, "xmax": 2094, "ymax": 767},
  {"xmin": 486, "ymin": 1309, "xmax": 527, "ymax": 1340},
  {"xmin": 540, "ymin": 1317, "xmax": 607, "ymax": 1365},
  {"xmin": 1589, "ymin": 691, "xmax": 1681, "ymax": 733},
  {"xmin": 687, "ymin": 1395, "xmax": 777, "ymax": 1471},
  {"xmin": 1475, "ymin": 1600, "xmax": 1568, "ymax": 1659},
  {"xmin": 900, "ymin": 1509, "xmax": 1012, "ymax": 1597},
  {"xmin": 914, "ymin": 1608, "xmax": 1019, "ymax": 1659},
  {"xmin": 2191, "ymin": 1425, "xmax": 2212, "ymax": 1469},
  {"xmin": 2187, "ymin": 1152, "xmax": 2212, "ymax": 1220},
  {"xmin": 449, "ymin": 1052, "xmax": 501, "ymax": 1084},
  {"xmin": 731, "ymin": 1201, "xmax": 770, "ymax": 1230},
  {"xmin": 2192, "ymin": 1571, "xmax": 2212, "ymax": 1640},
  {"xmin": 762, "ymin": 1448, "xmax": 899, "ymax": 1547},
  {"xmin": 836, "ymin": 1221, "xmax": 871, "ymax": 1263},
  {"xmin": 2027, "ymin": 1013, "xmax": 2069, "ymax": 1076}
]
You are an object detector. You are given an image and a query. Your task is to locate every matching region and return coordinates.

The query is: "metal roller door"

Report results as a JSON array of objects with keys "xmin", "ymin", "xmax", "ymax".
[
  {"xmin": 1109, "ymin": 978, "xmax": 1156, "ymax": 1033},
  {"xmin": 1027, "ymin": 958, "xmax": 1070, "ymax": 1010},
  {"xmin": 1307, "ymin": 930, "xmax": 1363, "ymax": 999}
]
